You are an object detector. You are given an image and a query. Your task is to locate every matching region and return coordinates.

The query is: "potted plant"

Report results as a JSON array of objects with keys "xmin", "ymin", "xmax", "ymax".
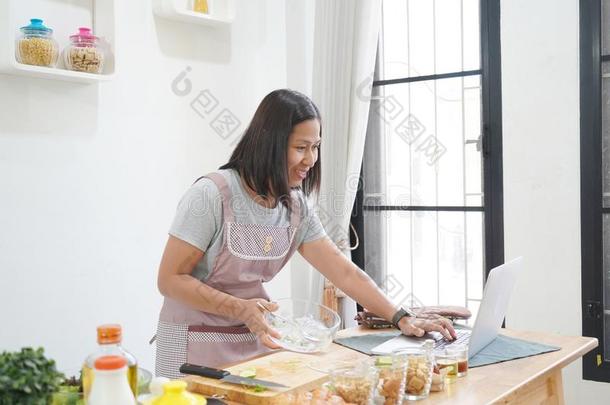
[{"xmin": 0, "ymin": 347, "xmax": 64, "ymax": 405}]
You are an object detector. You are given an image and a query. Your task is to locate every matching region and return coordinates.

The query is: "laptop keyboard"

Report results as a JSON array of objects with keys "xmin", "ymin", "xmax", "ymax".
[{"xmin": 431, "ymin": 329, "xmax": 471, "ymax": 350}]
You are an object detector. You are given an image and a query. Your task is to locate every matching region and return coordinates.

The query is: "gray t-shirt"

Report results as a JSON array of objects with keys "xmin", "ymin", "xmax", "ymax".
[{"xmin": 169, "ymin": 169, "xmax": 327, "ymax": 281}]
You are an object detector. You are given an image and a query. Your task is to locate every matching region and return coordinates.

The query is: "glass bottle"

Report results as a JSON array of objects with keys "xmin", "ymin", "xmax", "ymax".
[{"xmin": 82, "ymin": 324, "xmax": 138, "ymax": 399}]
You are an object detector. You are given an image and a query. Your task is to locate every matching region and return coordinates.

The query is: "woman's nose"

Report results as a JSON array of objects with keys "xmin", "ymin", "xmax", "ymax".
[{"xmin": 303, "ymin": 149, "xmax": 316, "ymax": 165}]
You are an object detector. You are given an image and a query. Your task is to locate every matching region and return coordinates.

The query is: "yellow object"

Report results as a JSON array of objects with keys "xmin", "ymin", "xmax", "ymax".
[
  {"xmin": 597, "ymin": 354, "xmax": 603, "ymax": 366},
  {"xmin": 148, "ymin": 380, "xmax": 206, "ymax": 405},
  {"xmin": 193, "ymin": 0, "xmax": 209, "ymax": 13}
]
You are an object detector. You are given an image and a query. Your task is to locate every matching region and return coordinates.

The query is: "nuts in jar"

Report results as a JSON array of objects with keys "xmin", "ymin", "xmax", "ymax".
[
  {"xmin": 393, "ymin": 347, "xmax": 434, "ymax": 401},
  {"xmin": 64, "ymin": 27, "xmax": 104, "ymax": 74},
  {"xmin": 330, "ymin": 363, "xmax": 378, "ymax": 405},
  {"xmin": 15, "ymin": 19, "xmax": 59, "ymax": 67},
  {"xmin": 372, "ymin": 356, "xmax": 407, "ymax": 405}
]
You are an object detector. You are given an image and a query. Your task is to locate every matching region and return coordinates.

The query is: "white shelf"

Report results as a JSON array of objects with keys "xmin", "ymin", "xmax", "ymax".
[
  {"xmin": 0, "ymin": 0, "xmax": 116, "ymax": 83},
  {"xmin": 7, "ymin": 60, "xmax": 113, "ymax": 83},
  {"xmin": 153, "ymin": 0, "xmax": 234, "ymax": 27}
]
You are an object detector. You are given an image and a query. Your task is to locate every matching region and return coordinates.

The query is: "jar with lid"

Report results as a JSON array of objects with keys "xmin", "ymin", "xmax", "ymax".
[
  {"xmin": 64, "ymin": 27, "xmax": 104, "ymax": 74},
  {"xmin": 15, "ymin": 18, "xmax": 59, "ymax": 67}
]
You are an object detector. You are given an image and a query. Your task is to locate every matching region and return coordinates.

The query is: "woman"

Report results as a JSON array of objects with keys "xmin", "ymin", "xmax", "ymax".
[{"xmin": 155, "ymin": 89, "xmax": 456, "ymax": 378}]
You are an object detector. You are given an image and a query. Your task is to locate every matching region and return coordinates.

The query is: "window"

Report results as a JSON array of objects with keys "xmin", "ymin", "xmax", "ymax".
[
  {"xmin": 351, "ymin": 0, "xmax": 503, "ymax": 322},
  {"xmin": 580, "ymin": 0, "xmax": 610, "ymax": 383}
]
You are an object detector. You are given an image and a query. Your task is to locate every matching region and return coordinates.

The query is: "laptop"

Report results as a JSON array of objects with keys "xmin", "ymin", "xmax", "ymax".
[{"xmin": 370, "ymin": 257, "xmax": 523, "ymax": 358}]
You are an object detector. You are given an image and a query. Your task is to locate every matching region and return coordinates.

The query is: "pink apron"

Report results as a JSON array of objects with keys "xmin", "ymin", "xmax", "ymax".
[{"xmin": 154, "ymin": 172, "xmax": 301, "ymax": 379}]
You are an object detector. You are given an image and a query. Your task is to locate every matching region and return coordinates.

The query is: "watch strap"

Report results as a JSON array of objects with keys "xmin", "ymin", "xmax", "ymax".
[{"xmin": 391, "ymin": 307, "xmax": 414, "ymax": 328}]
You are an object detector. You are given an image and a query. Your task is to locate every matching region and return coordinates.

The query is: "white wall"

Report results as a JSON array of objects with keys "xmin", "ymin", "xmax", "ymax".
[
  {"xmin": 0, "ymin": 0, "xmax": 290, "ymax": 374},
  {"xmin": 501, "ymin": 0, "xmax": 610, "ymax": 402}
]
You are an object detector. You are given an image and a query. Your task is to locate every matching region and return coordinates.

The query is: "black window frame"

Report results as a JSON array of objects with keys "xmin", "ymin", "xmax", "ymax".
[
  {"xmin": 580, "ymin": 0, "xmax": 609, "ymax": 383},
  {"xmin": 351, "ymin": 0, "xmax": 504, "ymax": 295}
]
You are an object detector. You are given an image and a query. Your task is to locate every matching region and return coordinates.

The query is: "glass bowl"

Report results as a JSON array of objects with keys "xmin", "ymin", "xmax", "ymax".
[{"xmin": 264, "ymin": 298, "xmax": 341, "ymax": 353}]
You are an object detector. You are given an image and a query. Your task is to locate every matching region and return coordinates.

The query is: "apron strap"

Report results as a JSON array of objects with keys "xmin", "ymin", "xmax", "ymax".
[
  {"xmin": 289, "ymin": 191, "xmax": 301, "ymax": 228},
  {"xmin": 204, "ymin": 171, "xmax": 302, "ymax": 228},
  {"xmin": 204, "ymin": 172, "xmax": 235, "ymax": 223}
]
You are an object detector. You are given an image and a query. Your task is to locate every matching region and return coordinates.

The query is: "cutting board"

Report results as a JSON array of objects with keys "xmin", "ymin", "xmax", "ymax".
[{"xmin": 184, "ymin": 346, "xmax": 364, "ymax": 405}]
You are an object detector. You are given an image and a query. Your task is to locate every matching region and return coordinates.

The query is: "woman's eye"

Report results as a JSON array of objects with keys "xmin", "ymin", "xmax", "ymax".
[{"xmin": 296, "ymin": 146, "xmax": 306, "ymax": 151}]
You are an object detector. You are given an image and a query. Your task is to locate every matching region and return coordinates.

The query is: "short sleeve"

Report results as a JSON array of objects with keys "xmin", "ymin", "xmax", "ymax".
[
  {"xmin": 168, "ymin": 178, "xmax": 223, "ymax": 251},
  {"xmin": 297, "ymin": 194, "xmax": 327, "ymax": 245}
]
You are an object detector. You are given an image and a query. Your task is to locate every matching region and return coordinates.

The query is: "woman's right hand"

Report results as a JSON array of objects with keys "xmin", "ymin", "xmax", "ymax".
[{"xmin": 237, "ymin": 298, "xmax": 283, "ymax": 349}]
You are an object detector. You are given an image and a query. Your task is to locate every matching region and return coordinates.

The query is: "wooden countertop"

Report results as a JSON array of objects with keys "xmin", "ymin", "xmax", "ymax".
[
  {"xmin": 340, "ymin": 327, "xmax": 597, "ymax": 404},
  {"xmin": 196, "ymin": 326, "xmax": 597, "ymax": 405}
]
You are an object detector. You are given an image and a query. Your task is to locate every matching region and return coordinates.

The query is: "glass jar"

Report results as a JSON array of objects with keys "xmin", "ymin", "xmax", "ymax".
[
  {"xmin": 370, "ymin": 355, "xmax": 408, "ymax": 405},
  {"xmin": 64, "ymin": 27, "xmax": 104, "ymax": 74},
  {"xmin": 15, "ymin": 19, "xmax": 59, "ymax": 67},
  {"xmin": 434, "ymin": 352, "xmax": 459, "ymax": 383},
  {"xmin": 394, "ymin": 347, "xmax": 434, "ymax": 401},
  {"xmin": 446, "ymin": 344, "xmax": 469, "ymax": 377},
  {"xmin": 330, "ymin": 361, "xmax": 379, "ymax": 405}
]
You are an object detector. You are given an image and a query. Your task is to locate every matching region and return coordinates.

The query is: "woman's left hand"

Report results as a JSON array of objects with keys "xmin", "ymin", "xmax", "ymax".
[
  {"xmin": 398, "ymin": 316, "xmax": 457, "ymax": 341},
  {"xmin": 236, "ymin": 298, "xmax": 283, "ymax": 349}
]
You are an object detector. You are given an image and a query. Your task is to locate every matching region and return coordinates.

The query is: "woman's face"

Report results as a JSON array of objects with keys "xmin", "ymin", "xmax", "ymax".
[{"xmin": 287, "ymin": 119, "xmax": 321, "ymax": 188}]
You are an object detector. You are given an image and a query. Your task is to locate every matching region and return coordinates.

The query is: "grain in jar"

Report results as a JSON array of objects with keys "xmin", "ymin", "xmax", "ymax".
[{"xmin": 15, "ymin": 19, "xmax": 58, "ymax": 67}]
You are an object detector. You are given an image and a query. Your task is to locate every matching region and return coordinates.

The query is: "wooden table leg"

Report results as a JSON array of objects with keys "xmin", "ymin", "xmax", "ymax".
[{"xmin": 496, "ymin": 369, "xmax": 565, "ymax": 404}]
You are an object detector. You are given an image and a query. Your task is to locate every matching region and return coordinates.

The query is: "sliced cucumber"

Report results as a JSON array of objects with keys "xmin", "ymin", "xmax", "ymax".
[
  {"xmin": 239, "ymin": 368, "xmax": 257, "ymax": 378},
  {"xmin": 375, "ymin": 356, "xmax": 392, "ymax": 366}
]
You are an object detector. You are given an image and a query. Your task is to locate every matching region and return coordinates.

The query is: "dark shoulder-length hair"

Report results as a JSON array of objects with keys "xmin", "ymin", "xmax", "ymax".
[{"xmin": 219, "ymin": 89, "xmax": 322, "ymax": 209}]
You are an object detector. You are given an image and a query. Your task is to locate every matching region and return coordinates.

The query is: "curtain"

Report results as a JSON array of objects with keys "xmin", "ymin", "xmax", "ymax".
[{"xmin": 308, "ymin": 0, "xmax": 382, "ymax": 327}]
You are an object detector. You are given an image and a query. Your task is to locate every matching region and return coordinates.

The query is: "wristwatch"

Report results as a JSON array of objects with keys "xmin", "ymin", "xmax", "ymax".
[{"xmin": 391, "ymin": 307, "xmax": 416, "ymax": 328}]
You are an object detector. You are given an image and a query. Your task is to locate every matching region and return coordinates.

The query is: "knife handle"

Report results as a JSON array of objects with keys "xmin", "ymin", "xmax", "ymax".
[{"xmin": 179, "ymin": 363, "xmax": 230, "ymax": 379}]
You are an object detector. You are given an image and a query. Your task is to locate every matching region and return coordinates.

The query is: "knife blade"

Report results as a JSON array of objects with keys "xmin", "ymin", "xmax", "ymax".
[{"xmin": 179, "ymin": 363, "xmax": 288, "ymax": 389}]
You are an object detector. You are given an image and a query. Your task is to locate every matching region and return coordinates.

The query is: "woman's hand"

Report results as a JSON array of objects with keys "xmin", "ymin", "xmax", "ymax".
[
  {"xmin": 237, "ymin": 298, "xmax": 283, "ymax": 349},
  {"xmin": 398, "ymin": 316, "xmax": 457, "ymax": 341}
]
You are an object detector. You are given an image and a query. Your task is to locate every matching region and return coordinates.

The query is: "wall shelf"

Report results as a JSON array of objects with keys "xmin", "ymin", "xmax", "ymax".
[
  {"xmin": 0, "ymin": 0, "xmax": 116, "ymax": 83},
  {"xmin": 152, "ymin": 0, "xmax": 234, "ymax": 27}
]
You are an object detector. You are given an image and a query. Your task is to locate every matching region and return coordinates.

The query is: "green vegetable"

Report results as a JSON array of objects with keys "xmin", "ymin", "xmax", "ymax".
[
  {"xmin": 251, "ymin": 384, "xmax": 267, "ymax": 393},
  {"xmin": 375, "ymin": 356, "xmax": 392, "ymax": 366},
  {"xmin": 0, "ymin": 347, "xmax": 64, "ymax": 405}
]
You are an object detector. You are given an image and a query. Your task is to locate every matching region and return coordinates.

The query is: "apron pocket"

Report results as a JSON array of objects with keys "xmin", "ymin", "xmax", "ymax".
[
  {"xmin": 227, "ymin": 222, "xmax": 296, "ymax": 261},
  {"xmin": 155, "ymin": 321, "xmax": 188, "ymax": 379},
  {"xmin": 186, "ymin": 324, "xmax": 270, "ymax": 368}
]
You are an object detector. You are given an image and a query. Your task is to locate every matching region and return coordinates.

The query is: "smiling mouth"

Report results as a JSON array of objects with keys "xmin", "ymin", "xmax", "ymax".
[{"xmin": 296, "ymin": 169, "xmax": 308, "ymax": 180}]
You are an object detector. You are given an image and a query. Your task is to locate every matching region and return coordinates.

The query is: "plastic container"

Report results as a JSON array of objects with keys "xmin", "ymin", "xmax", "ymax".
[
  {"xmin": 88, "ymin": 356, "xmax": 136, "ymax": 405},
  {"xmin": 15, "ymin": 18, "xmax": 59, "ymax": 67},
  {"xmin": 394, "ymin": 346, "xmax": 434, "ymax": 401},
  {"xmin": 83, "ymin": 324, "xmax": 138, "ymax": 399},
  {"xmin": 145, "ymin": 380, "xmax": 206, "ymax": 405},
  {"xmin": 263, "ymin": 298, "xmax": 340, "ymax": 353},
  {"xmin": 63, "ymin": 27, "xmax": 104, "ymax": 73}
]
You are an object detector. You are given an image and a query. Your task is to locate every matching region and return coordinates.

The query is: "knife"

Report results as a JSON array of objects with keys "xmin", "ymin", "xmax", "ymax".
[{"xmin": 179, "ymin": 363, "xmax": 288, "ymax": 389}]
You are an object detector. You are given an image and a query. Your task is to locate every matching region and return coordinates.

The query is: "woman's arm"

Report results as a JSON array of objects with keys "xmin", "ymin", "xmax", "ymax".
[
  {"xmin": 298, "ymin": 237, "xmax": 456, "ymax": 340},
  {"xmin": 157, "ymin": 235, "xmax": 281, "ymax": 347}
]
